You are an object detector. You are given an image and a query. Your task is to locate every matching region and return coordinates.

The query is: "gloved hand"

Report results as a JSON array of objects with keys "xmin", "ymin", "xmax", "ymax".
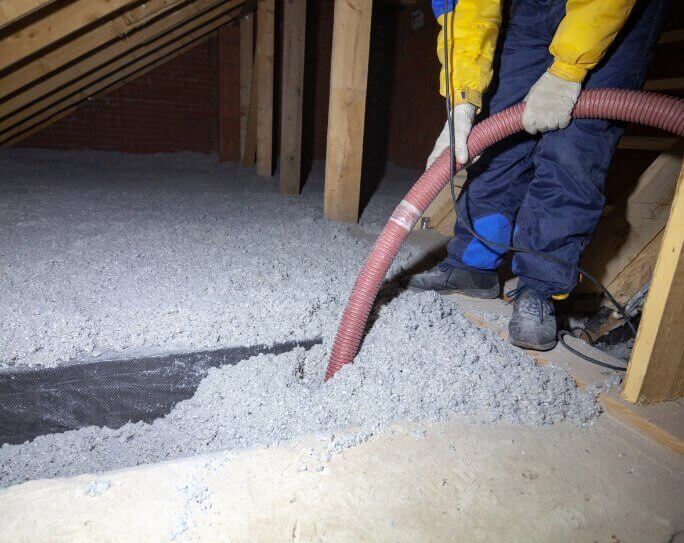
[
  {"xmin": 522, "ymin": 71, "xmax": 581, "ymax": 134},
  {"xmin": 426, "ymin": 103, "xmax": 476, "ymax": 169}
]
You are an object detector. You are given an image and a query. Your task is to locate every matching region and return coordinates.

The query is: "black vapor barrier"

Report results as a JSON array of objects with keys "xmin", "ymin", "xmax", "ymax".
[{"xmin": 0, "ymin": 338, "xmax": 322, "ymax": 446}]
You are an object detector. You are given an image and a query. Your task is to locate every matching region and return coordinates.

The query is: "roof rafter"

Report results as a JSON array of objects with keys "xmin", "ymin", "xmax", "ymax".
[
  {"xmin": 0, "ymin": 0, "xmax": 140, "ymax": 71},
  {"xmin": 0, "ymin": 0, "xmax": 59, "ymax": 32},
  {"xmin": 1, "ymin": 9, "xmax": 244, "ymax": 146},
  {"xmin": 0, "ymin": 0, "xmax": 245, "ymax": 118},
  {"xmin": 2, "ymin": 34, "xmax": 214, "ymax": 148},
  {"xmin": 0, "ymin": 0, "xmax": 206, "ymax": 99},
  {"xmin": 0, "ymin": 0, "xmax": 246, "ymax": 135}
]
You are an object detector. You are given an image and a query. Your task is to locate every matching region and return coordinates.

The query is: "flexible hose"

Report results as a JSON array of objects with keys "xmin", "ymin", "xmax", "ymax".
[{"xmin": 325, "ymin": 89, "xmax": 684, "ymax": 381}]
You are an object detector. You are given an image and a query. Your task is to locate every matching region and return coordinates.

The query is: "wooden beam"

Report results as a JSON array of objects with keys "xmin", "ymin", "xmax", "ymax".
[
  {"xmin": 618, "ymin": 136, "xmax": 678, "ymax": 151},
  {"xmin": 279, "ymin": 0, "xmax": 306, "ymax": 195},
  {"xmin": 413, "ymin": 171, "xmax": 466, "ymax": 232},
  {"xmin": 0, "ymin": 0, "xmax": 138, "ymax": 71},
  {"xmin": 658, "ymin": 29, "xmax": 684, "ymax": 44},
  {"xmin": 598, "ymin": 395, "xmax": 684, "ymax": 455},
  {"xmin": 623, "ymin": 162, "xmax": 684, "ymax": 404},
  {"xmin": 643, "ymin": 77, "xmax": 684, "ymax": 92},
  {"xmin": 218, "ymin": 22, "xmax": 241, "ymax": 162},
  {"xmin": 433, "ymin": 177, "xmax": 466, "ymax": 236},
  {"xmin": 1, "ymin": 107, "xmax": 79, "ymax": 149},
  {"xmin": 1, "ymin": 34, "xmax": 215, "ymax": 148},
  {"xmin": 255, "ymin": 0, "xmax": 274, "ymax": 177},
  {"xmin": 242, "ymin": 60, "xmax": 258, "ymax": 166},
  {"xmin": 121, "ymin": 0, "xmax": 187, "ymax": 25},
  {"xmin": 0, "ymin": 3, "xmax": 243, "ymax": 142},
  {"xmin": 239, "ymin": 13, "xmax": 254, "ymax": 158},
  {"xmin": 0, "ymin": 0, "xmax": 244, "ymax": 100},
  {"xmin": 580, "ymin": 145, "xmax": 683, "ymax": 292},
  {"xmin": 0, "ymin": 0, "xmax": 245, "ymax": 131},
  {"xmin": 1, "ymin": 11, "xmax": 242, "ymax": 147},
  {"xmin": 607, "ymin": 230, "xmax": 664, "ymax": 307},
  {"xmin": 0, "ymin": 0, "xmax": 58, "ymax": 32},
  {"xmin": 323, "ymin": 0, "xmax": 372, "ymax": 223}
]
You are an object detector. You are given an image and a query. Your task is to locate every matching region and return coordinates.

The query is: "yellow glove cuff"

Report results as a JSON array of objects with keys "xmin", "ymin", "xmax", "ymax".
[
  {"xmin": 548, "ymin": 59, "xmax": 587, "ymax": 83},
  {"xmin": 439, "ymin": 80, "xmax": 483, "ymax": 111}
]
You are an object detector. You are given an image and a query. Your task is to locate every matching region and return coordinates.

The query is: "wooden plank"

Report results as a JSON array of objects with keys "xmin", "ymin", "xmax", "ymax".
[
  {"xmin": 618, "ymin": 136, "xmax": 677, "ymax": 151},
  {"xmin": 0, "ymin": 0, "xmax": 197, "ymax": 117},
  {"xmin": 121, "ymin": 0, "xmax": 184, "ymax": 25},
  {"xmin": 622, "ymin": 162, "xmax": 684, "ymax": 404},
  {"xmin": 599, "ymin": 396, "xmax": 684, "ymax": 455},
  {"xmin": 1, "ymin": 106, "xmax": 78, "ymax": 148},
  {"xmin": 658, "ymin": 29, "xmax": 684, "ymax": 44},
  {"xmin": 0, "ymin": 0, "xmax": 58, "ymax": 31},
  {"xmin": 1, "ymin": 12, "xmax": 241, "ymax": 147},
  {"xmin": 0, "ymin": 1, "xmax": 244, "ymax": 136},
  {"xmin": 580, "ymin": 146, "xmax": 683, "ymax": 291},
  {"xmin": 0, "ymin": 0, "xmax": 138, "ymax": 71},
  {"xmin": 279, "ymin": 0, "xmax": 307, "ymax": 195},
  {"xmin": 239, "ymin": 13, "xmax": 254, "ymax": 158},
  {"xmin": 218, "ymin": 22, "xmax": 241, "ymax": 162},
  {"xmin": 0, "ymin": 0, "xmax": 244, "ymax": 100},
  {"xmin": 0, "ymin": 4, "xmax": 242, "ymax": 142},
  {"xmin": 323, "ymin": 0, "xmax": 372, "ymax": 223},
  {"xmin": 607, "ymin": 230, "xmax": 664, "ymax": 306},
  {"xmin": 255, "ymin": 0, "xmax": 274, "ymax": 177},
  {"xmin": 242, "ymin": 59, "xmax": 258, "ymax": 166},
  {"xmin": 413, "ymin": 171, "xmax": 466, "ymax": 231},
  {"xmin": 435, "ymin": 213, "xmax": 457, "ymax": 237},
  {"xmin": 2, "ymin": 34, "xmax": 215, "ymax": 148},
  {"xmin": 643, "ymin": 77, "xmax": 684, "ymax": 92}
]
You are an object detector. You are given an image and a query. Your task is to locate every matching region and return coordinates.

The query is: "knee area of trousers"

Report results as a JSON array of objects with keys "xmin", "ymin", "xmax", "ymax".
[{"xmin": 461, "ymin": 213, "xmax": 511, "ymax": 270}]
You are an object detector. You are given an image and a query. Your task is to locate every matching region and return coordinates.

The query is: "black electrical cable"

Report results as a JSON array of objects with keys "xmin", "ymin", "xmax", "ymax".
[
  {"xmin": 440, "ymin": 0, "xmax": 632, "ymax": 370},
  {"xmin": 558, "ymin": 331, "xmax": 628, "ymax": 371}
]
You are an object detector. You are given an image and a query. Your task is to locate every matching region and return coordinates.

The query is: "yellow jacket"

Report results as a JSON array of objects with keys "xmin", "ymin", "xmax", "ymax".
[{"xmin": 435, "ymin": 0, "xmax": 637, "ymax": 110}]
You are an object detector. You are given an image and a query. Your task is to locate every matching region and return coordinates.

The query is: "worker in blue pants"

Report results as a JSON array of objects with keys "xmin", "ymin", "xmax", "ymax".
[{"xmin": 407, "ymin": 0, "xmax": 668, "ymax": 350}]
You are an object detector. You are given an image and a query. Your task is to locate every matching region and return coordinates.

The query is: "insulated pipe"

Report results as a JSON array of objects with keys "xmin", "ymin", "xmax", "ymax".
[{"xmin": 325, "ymin": 89, "xmax": 684, "ymax": 381}]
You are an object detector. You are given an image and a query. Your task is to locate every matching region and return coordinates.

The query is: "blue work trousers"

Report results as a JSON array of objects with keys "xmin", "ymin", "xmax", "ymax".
[{"xmin": 446, "ymin": 0, "xmax": 668, "ymax": 297}]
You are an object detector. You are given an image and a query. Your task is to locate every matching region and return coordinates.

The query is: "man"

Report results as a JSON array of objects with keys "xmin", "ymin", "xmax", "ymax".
[{"xmin": 408, "ymin": 0, "xmax": 668, "ymax": 351}]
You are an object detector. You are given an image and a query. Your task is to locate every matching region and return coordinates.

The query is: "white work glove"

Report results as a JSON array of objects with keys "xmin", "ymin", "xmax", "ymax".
[
  {"xmin": 426, "ymin": 103, "xmax": 476, "ymax": 169},
  {"xmin": 522, "ymin": 71, "xmax": 581, "ymax": 134}
]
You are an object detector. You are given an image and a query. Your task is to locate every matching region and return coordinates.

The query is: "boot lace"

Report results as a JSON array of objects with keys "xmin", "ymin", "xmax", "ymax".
[{"xmin": 505, "ymin": 285, "xmax": 551, "ymax": 322}]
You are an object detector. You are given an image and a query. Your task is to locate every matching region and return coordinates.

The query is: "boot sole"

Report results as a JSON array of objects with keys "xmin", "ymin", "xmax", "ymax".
[
  {"xmin": 406, "ymin": 284, "xmax": 500, "ymax": 300},
  {"xmin": 509, "ymin": 337, "xmax": 557, "ymax": 352}
]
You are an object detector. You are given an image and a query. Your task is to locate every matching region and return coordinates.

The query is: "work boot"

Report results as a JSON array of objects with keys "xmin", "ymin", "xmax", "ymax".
[
  {"xmin": 405, "ymin": 262, "xmax": 500, "ymax": 299},
  {"xmin": 508, "ymin": 284, "xmax": 557, "ymax": 351}
]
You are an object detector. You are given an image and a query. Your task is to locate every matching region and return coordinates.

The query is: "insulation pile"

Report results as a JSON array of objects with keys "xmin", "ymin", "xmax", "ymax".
[{"xmin": 0, "ymin": 150, "xmax": 598, "ymax": 487}]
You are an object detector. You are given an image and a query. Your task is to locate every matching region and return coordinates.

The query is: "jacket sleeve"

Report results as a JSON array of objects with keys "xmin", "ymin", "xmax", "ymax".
[
  {"xmin": 548, "ymin": 0, "xmax": 637, "ymax": 82},
  {"xmin": 434, "ymin": 0, "xmax": 502, "ymax": 110}
]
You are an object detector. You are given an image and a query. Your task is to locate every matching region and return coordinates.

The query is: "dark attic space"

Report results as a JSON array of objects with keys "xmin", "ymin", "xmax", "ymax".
[{"xmin": 0, "ymin": 0, "xmax": 683, "ymax": 540}]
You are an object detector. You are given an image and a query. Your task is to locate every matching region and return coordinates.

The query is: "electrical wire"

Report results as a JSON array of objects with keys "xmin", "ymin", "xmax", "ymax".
[
  {"xmin": 440, "ymin": 0, "xmax": 633, "ymax": 369},
  {"xmin": 558, "ymin": 331, "xmax": 628, "ymax": 371}
]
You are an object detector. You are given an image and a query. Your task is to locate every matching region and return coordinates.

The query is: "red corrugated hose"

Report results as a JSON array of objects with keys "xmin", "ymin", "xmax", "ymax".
[{"xmin": 325, "ymin": 89, "xmax": 684, "ymax": 381}]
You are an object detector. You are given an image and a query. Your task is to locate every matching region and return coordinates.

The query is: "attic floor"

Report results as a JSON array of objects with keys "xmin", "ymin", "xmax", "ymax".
[
  {"xmin": 1, "ymin": 413, "xmax": 682, "ymax": 542},
  {"xmin": 0, "ymin": 149, "xmax": 681, "ymax": 541}
]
